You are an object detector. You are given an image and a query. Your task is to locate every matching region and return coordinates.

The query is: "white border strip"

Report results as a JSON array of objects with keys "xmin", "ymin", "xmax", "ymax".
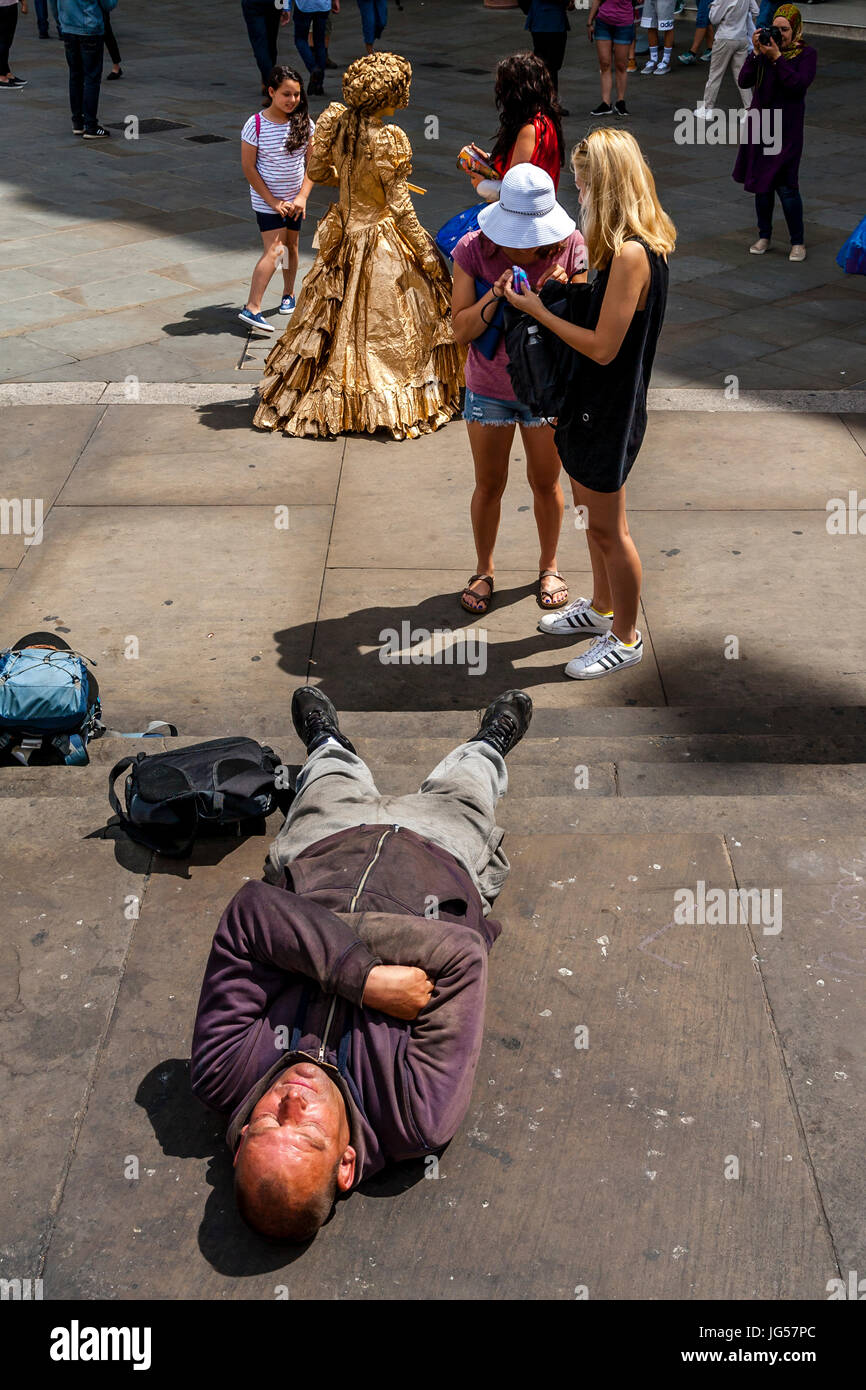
[{"xmin": 0, "ymin": 383, "xmax": 865, "ymax": 412}]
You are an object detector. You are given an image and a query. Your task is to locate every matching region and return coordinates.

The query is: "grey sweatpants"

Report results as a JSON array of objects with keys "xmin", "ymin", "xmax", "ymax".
[
  {"xmin": 265, "ymin": 738, "xmax": 510, "ymax": 914},
  {"xmin": 701, "ymin": 37, "xmax": 749, "ymax": 111}
]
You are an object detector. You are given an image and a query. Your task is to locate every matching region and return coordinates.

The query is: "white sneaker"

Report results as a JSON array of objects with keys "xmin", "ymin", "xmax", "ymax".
[
  {"xmin": 565, "ymin": 630, "xmax": 643, "ymax": 680},
  {"xmin": 538, "ymin": 596, "xmax": 613, "ymax": 637},
  {"xmin": 654, "ymin": 56, "xmax": 672, "ymax": 74},
  {"xmin": 641, "ymin": 58, "xmax": 658, "ymax": 73}
]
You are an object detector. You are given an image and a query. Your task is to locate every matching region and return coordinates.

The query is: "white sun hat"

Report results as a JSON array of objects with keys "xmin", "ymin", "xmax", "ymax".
[{"xmin": 477, "ymin": 163, "xmax": 576, "ymax": 250}]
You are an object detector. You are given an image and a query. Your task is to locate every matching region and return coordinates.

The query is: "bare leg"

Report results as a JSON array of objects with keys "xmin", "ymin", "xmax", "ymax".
[
  {"xmin": 520, "ymin": 421, "xmax": 564, "ymax": 597},
  {"xmin": 246, "ymin": 227, "xmax": 286, "ymax": 313},
  {"xmin": 596, "ymin": 38, "xmax": 613, "ymax": 104},
  {"xmin": 282, "ymin": 227, "xmax": 299, "ymax": 297},
  {"xmin": 464, "ymin": 420, "xmax": 514, "ymax": 611},
  {"xmin": 571, "ymin": 479, "xmax": 641, "ymax": 642},
  {"xmin": 614, "ymin": 42, "xmax": 629, "ymax": 101}
]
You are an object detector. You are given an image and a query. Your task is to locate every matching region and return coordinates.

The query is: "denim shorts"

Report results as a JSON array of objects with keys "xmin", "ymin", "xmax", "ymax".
[
  {"xmin": 463, "ymin": 389, "xmax": 546, "ymax": 427},
  {"xmin": 594, "ymin": 18, "xmax": 636, "ymax": 43},
  {"xmin": 255, "ymin": 208, "xmax": 303, "ymax": 233},
  {"xmin": 696, "ymin": 0, "xmax": 711, "ymax": 23}
]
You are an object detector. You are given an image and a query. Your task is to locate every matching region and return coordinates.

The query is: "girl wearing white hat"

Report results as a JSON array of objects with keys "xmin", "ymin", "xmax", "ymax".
[{"xmin": 452, "ymin": 163, "xmax": 588, "ymax": 616}]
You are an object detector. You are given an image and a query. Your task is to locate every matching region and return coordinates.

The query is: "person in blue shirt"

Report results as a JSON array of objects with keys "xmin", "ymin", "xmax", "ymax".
[
  {"xmin": 49, "ymin": 0, "xmax": 116, "ymax": 136},
  {"xmin": 523, "ymin": 0, "xmax": 572, "ymax": 107},
  {"xmin": 293, "ymin": 0, "xmax": 338, "ymax": 96}
]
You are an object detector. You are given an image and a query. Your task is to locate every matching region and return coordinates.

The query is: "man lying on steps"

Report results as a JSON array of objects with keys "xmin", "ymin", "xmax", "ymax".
[{"xmin": 191, "ymin": 685, "xmax": 532, "ymax": 1243}]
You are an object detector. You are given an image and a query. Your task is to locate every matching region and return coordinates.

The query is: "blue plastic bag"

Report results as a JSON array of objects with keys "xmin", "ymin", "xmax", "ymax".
[
  {"xmin": 435, "ymin": 204, "xmax": 482, "ymax": 259},
  {"xmin": 836, "ymin": 216, "xmax": 866, "ymax": 277}
]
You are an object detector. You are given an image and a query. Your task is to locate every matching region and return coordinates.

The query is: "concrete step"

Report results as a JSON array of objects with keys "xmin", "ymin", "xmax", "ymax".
[
  {"xmin": 3, "ymin": 730, "xmax": 866, "ymax": 806},
  {"xmin": 496, "ymin": 794, "xmax": 859, "ymax": 835},
  {"xmin": 346, "ymin": 732, "xmax": 866, "ymax": 767},
  {"xmin": 336, "ymin": 705, "xmax": 866, "ymax": 741}
]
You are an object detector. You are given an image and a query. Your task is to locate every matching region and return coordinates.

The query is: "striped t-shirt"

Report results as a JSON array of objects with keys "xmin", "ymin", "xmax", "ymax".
[{"xmin": 241, "ymin": 113, "xmax": 315, "ymax": 214}]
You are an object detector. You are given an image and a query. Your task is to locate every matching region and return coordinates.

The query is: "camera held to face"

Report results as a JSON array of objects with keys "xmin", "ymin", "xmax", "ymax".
[{"xmin": 757, "ymin": 25, "xmax": 784, "ymax": 47}]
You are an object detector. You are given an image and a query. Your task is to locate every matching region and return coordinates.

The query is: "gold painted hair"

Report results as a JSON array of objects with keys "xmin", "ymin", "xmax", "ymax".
[
  {"xmin": 342, "ymin": 52, "xmax": 412, "ymax": 114},
  {"xmin": 571, "ymin": 128, "xmax": 676, "ymax": 270}
]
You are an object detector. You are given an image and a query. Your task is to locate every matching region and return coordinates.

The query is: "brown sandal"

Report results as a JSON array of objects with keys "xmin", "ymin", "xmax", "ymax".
[
  {"xmin": 460, "ymin": 573, "xmax": 494, "ymax": 615},
  {"xmin": 537, "ymin": 569, "xmax": 569, "ymax": 609}
]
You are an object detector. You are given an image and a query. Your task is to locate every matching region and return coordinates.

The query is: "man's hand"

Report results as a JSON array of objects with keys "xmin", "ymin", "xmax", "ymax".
[{"xmin": 362, "ymin": 964, "xmax": 434, "ymax": 1020}]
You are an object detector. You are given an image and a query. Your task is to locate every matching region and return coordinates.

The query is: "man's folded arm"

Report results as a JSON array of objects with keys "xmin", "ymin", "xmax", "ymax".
[
  {"xmin": 401, "ymin": 933, "xmax": 489, "ymax": 1151},
  {"xmin": 190, "ymin": 881, "xmax": 381, "ymax": 1110}
]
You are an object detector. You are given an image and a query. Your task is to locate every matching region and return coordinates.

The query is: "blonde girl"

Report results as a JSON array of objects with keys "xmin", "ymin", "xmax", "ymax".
[{"xmin": 501, "ymin": 127, "xmax": 675, "ymax": 681}]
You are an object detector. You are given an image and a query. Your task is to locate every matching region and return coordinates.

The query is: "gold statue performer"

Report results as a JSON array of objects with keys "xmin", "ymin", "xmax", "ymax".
[{"xmin": 253, "ymin": 53, "xmax": 462, "ymax": 441}]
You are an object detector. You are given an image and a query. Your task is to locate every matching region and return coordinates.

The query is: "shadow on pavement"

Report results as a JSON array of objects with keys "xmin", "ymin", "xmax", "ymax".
[{"xmin": 137, "ymin": 1058, "xmax": 434, "ymax": 1275}]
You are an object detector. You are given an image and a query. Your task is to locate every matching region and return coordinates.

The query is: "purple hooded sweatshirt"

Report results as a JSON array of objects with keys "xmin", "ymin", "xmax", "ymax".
[{"xmin": 190, "ymin": 824, "xmax": 502, "ymax": 1185}]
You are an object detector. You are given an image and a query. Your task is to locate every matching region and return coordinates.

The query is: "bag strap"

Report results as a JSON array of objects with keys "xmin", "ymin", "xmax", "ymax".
[
  {"xmin": 255, "ymin": 110, "xmax": 261, "ymax": 140},
  {"xmin": 108, "ymin": 755, "xmax": 140, "ymax": 820},
  {"xmin": 94, "ymin": 719, "xmax": 178, "ymax": 740}
]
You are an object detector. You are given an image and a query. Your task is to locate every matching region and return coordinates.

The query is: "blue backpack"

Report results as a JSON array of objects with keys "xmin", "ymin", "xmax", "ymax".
[
  {"xmin": 434, "ymin": 203, "xmax": 482, "ymax": 259},
  {"xmin": 0, "ymin": 646, "xmax": 102, "ymax": 765}
]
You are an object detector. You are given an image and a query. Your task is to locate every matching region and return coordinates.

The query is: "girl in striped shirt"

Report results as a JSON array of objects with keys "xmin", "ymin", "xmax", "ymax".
[{"xmin": 240, "ymin": 65, "xmax": 315, "ymax": 334}]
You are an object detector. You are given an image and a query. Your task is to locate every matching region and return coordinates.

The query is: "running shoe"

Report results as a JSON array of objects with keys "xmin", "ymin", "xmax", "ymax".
[
  {"xmin": 238, "ymin": 307, "xmax": 275, "ymax": 332},
  {"xmin": 538, "ymin": 596, "xmax": 613, "ymax": 637},
  {"xmin": 279, "ymin": 294, "xmax": 296, "ymax": 314},
  {"xmin": 565, "ymin": 631, "xmax": 643, "ymax": 680}
]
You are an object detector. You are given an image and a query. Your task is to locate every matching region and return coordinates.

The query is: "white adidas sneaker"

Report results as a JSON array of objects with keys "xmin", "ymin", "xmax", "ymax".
[
  {"xmin": 565, "ymin": 630, "xmax": 643, "ymax": 680},
  {"xmin": 538, "ymin": 596, "xmax": 613, "ymax": 637}
]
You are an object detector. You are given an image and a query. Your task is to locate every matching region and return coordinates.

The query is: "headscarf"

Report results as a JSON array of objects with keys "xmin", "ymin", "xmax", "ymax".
[{"xmin": 772, "ymin": 5, "xmax": 805, "ymax": 60}]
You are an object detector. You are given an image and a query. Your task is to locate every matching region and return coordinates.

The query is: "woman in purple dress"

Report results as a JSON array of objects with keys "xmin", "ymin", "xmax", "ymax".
[{"xmin": 732, "ymin": 4, "xmax": 816, "ymax": 262}]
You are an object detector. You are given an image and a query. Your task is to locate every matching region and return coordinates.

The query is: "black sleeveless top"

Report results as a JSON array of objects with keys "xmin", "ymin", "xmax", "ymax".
[{"xmin": 554, "ymin": 238, "xmax": 668, "ymax": 493}]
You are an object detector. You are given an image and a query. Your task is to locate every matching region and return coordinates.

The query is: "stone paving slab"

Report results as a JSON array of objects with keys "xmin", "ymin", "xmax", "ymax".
[
  {"xmin": 722, "ymin": 835, "xmax": 866, "ymax": 1272},
  {"xmin": 635, "ymin": 508, "xmax": 866, "ymax": 707},
  {"xmin": 57, "ymin": 404, "xmax": 343, "ymax": 507},
  {"xmin": 0, "ymin": 503, "xmax": 333, "ymax": 736},
  {"xmin": 0, "ymin": 405, "xmax": 101, "ymax": 566},
  {"xmin": 41, "ymin": 830, "xmax": 835, "ymax": 1299},
  {"xmin": 0, "ymin": 816, "xmax": 149, "ymax": 1274}
]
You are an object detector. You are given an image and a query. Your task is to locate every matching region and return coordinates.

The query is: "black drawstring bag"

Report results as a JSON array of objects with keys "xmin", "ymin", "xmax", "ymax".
[
  {"xmin": 108, "ymin": 737, "xmax": 290, "ymax": 857},
  {"xmin": 504, "ymin": 280, "xmax": 595, "ymax": 418}
]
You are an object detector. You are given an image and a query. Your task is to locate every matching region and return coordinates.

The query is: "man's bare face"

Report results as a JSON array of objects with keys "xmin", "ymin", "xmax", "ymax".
[{"xmin": 235, "ymin": 1062, "xmax": 355, "ymax": 1204}]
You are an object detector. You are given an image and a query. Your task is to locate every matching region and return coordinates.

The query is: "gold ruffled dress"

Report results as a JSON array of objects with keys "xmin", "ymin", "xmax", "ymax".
[{"xmin": 254, "ymin": 105, "xmax": 462, "ymax": 440}]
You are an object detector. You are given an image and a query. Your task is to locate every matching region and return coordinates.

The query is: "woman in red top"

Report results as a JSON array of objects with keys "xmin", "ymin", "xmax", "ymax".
[{"xmin": 464, "ymin": 52, "xmax": 565, "ymax": 202}]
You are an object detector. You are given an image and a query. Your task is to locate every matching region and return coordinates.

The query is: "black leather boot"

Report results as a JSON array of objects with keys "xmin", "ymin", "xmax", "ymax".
[
  {"xmin": 291, "ymin": 686, "xmax": 356, "ymax": 755},
  {"xmin": 468, "ymin": 690, "xmax": 533, "ymax": 758}
]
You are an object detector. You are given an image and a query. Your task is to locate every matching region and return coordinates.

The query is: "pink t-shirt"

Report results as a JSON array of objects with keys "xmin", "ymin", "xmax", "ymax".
[
  {"xmin": 598, "ymin": 0, "xmax": 636, "ymax": 25},
  {"xmin": 453, "ymin": 228, "xmax": 588, "ymax": 402}
]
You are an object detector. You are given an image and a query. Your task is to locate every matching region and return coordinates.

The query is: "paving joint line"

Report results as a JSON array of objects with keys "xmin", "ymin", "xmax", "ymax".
[{"xmin": 2, "ymin": 384, "xmax": 866, "ymax": 412}]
